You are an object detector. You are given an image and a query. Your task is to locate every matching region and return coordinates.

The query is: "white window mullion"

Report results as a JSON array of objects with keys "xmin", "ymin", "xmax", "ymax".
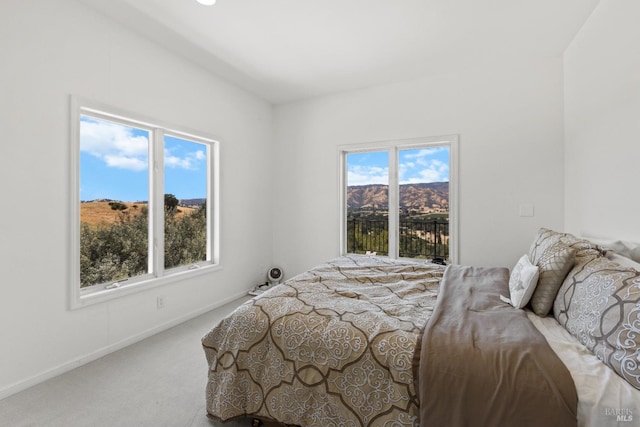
[
  {"xmin": 338, "ymin": 151, "xmax": 348, "ymax": 255},
  {"xmin": 208, "ymin": 141, "xmax": 220, "ymax": 264},
  {"xmin": 69, "ymin": 97, "xmax": 82, "ymax": 307},
  {"xmin": 151, "ymin": 129, "xmax": 165, "ymax": 277},
  {"xmin": 448, "ymin": 136, "xmax": 459, "ymax": 264},
  {"xmin": 388, "ymin": 148, "xmax": 399, "ymax": 259}
]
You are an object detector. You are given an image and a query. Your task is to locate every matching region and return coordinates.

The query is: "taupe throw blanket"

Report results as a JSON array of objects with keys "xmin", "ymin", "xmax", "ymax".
[{"xmin": 416, "ymin": 265, "xmax": 577, "ymax": 427}]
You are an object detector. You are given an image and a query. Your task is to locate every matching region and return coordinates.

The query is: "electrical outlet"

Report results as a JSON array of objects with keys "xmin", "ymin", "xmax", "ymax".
[{"xmin": 157, "ymin": 296, "xmax": 165, "ymax": 309}]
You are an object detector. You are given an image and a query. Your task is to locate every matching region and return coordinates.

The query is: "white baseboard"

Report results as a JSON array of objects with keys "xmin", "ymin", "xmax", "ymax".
[{"xmin": 0, "ymin": 290, "xmax": 248, "ymax": 401}]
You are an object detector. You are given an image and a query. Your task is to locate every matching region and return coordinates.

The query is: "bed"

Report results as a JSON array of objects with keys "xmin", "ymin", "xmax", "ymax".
[{"xmin": 202, "ymin": 229, "xmax": 640, "ymax": 427}]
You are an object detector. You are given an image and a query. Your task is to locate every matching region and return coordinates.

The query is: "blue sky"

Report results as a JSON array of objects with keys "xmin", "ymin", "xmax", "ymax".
[
  {"xmin": 347, "ymin": 146, "xmax": 449, "ymax": 186},
  {"xmin": 80, "ymin": 116, "xmax": 207, "ymax": 202}
]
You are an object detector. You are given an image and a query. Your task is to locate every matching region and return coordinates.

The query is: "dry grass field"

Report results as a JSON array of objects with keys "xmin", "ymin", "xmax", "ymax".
[{"xmin": 80, "ymin": 201, "xmax": 196, "ymax": 226}]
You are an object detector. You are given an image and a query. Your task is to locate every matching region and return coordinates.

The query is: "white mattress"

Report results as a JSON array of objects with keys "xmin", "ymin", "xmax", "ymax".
[{"xmin": 527, "ymin": 311, "xmax": 639, "ymax": 427}]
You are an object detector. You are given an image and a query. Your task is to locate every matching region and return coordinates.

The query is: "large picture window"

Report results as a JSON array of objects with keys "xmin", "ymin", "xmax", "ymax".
[
  {"xmin": 340, "ymin": 136, "xmax": 458, "ymax": 263},
  {"xmin": 70, "ymin": 97, "xmax": 219, "ymax": 308}
]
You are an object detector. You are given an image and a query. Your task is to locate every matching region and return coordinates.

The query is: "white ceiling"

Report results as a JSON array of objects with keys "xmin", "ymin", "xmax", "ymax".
[{"xmin": 78, "ymin": 0, "xmax": 599, "ymax": 104}]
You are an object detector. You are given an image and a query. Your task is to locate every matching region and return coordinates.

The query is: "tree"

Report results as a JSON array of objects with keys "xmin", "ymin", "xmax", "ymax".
[
  {"xmin": 164, "ymin": 194, "xmax": 179, "ymax": 214},
  {"xmin": 80, "ymin": 198, "xmax": 207, "ymax": 287},
  {"xmin": 108, "ymin": 201, "xmax": 127, "ymax": 211}
]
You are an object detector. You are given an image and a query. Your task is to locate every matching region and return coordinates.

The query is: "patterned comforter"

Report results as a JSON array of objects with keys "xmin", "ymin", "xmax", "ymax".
[{"xmin": 202, "ymin": 255, "xmax": 444, "ymax": 426}]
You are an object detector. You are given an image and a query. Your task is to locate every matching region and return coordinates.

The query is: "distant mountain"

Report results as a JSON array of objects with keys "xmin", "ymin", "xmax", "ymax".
[
  {"xmin": 179, "ymin": 198, "xmax": 206, "ymax": 207},
  {"xmin": 82, "ymin": 198, "xmax": 205, "ymax": 207},
  {"xmin": 347, "ymin": 182, "xmax": 449, "ymax": 212},
  {"xmin": 399, "ymin": 182, "xmax": 449, "ymax": 211}
]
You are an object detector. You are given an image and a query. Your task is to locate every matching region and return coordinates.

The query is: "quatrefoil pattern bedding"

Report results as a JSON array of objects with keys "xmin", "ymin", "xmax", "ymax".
[{"xmin": 202, "ymin": 255, "xmax": 444, "ymax": 426}]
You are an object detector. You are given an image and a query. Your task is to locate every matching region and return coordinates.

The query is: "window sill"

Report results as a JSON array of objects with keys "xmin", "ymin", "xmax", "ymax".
[{"xmin": 69, "ymin": 263, "xmax": 222, "ymax": 310}]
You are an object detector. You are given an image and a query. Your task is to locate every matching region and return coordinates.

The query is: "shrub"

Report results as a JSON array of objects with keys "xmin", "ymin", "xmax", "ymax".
[{"xmin": 80, "ymin": 200, "xmax": 206, "ymax": 287}]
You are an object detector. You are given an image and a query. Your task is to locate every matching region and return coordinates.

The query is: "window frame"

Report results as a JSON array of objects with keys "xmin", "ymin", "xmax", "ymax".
[
  {"xmin": 70, "ymin": 96, "xmax": 220, "ymax": 310},
  {"xmin": 338, "ymin": 135, "xmax": 459, "ymax": 263}
]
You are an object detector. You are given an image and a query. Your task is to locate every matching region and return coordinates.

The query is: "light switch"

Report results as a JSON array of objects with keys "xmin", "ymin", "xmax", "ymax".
[{"xmin": 519, "ymin": 204, "xmax": 535, "ymax": 217}]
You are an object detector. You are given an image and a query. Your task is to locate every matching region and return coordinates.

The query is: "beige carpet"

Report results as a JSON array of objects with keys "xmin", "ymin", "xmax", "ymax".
[{"xmin": 0, "ymin": 297, "xmax": 254, "ymax": 427}]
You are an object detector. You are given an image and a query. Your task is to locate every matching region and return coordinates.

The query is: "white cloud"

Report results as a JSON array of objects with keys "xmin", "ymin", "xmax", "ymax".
[
  {"xmin": 165, "ymin": 154, "xmax": 191, "ymax": 169},
  {"xmin": 80, "ymin": 118, "xmax": 149, "ymax": 171},
  {"xmin": 400, "ymin": 159, "xmax": 449, "ymax": 184},
  {"xmin": 104, "ymin": 154, "xmax": 147, "ymax": 171},
  {"xmin": 81, "ymin": 118, "xmax": 206, "ymax": 171},
  {"xmin": 402, "ymin": 147, "xmax": 447, "ymax": 162},
  {"xmin": 398, "ymin": 147, "xmax": 449, "ymax": 184},
  {"xmin": 348, "ymin": 152, "xmax": 449, "ymax": 186},
  {"xmin": 348, "ymin": 165, "xmax": 389, "ymax": 186},
  {"xmin": 164, "ymin": 148, "xmax": 206, "ymax": 170}
]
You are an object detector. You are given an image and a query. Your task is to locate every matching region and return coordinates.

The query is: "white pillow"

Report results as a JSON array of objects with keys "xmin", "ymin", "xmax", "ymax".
[
  {"xmin": 584, "ymin": 236, "xmax": 640, "ymax": 261},
  {"xmin": 607, "ymin": 252, "xmax": 640, "ymax": 271},
  {"xmin": 508, "ymin": 254, "xmax": 539, "ymax": 309}
]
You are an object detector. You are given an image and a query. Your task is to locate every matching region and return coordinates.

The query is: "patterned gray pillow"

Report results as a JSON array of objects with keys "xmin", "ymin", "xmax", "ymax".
[
  {"xmin": 529, "ymin": 228, "xmax": 600, "ymax": 265},
  {"xmin": 530, "ymin": 242, "xmax": 576, "ymax": 316},
  {"xmin": 529, "ymin": 228, "xmax": 563, "ymax": 265},
  {"xmin": 554, "ymin": 255, "xmax": 640, "ymax": 390}
]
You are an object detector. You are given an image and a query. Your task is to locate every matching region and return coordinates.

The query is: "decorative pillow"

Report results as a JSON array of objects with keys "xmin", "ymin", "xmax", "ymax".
[
  {"xmin": 588, "ymin": 238, "xmax": 640, "ymax": 262},
  {"xmin": 607, "ymin": 252, "xmax": 640, "ymax": 271},
  {"xmin": 530, "ymin": 242, "xmax": 576, "ymax": 316},
  {"xmin": 529, "ymin": 228, "xmax": 563, "ymax": 265},
  {"xmin": 508, "ymin": 255, "xmax": 539, "ymax": 309},
  {"xmin": 554, "ymin": 255, "xmax": 640, "ymax": 390},
  {"xmin": 529, "ymin": 228, "xmax": 600, "ymax": 265},
  {"xmin": 631, "ymin": 246, "xmax": 640, "ymax": 263}
]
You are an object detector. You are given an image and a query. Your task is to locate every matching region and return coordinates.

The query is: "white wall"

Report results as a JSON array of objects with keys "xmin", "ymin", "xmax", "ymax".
[
  {"xmin": 564, "ymin": 0, "xmax": 640, "ymax": 243},
  {"xmin": 273, "ymin": 58, "xmax": 566, "ymax": 276},
  {"xmin": 0, "ymin": 0, "xmax": 273, "ymax": 398}
]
